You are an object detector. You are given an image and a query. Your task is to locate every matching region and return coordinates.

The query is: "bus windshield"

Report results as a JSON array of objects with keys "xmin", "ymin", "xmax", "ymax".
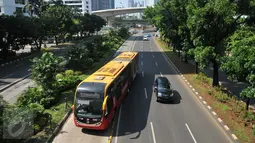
[{"xmin": 75, "ymin": 92, "xmax": 103, "ymax": 118}]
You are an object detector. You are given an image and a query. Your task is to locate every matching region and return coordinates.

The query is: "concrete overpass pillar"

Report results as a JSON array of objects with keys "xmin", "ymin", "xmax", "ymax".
[{"xmin": 106, "ymin": 16, "xmax": 114, "ymax": 27}]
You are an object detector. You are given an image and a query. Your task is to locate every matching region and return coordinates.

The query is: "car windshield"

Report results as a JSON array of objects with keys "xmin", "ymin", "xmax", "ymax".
[
  {"xmin": 158, "ymin": 82, "xmax": 170, "ymax": 89},
  {"xmin": 75, "ymin": 92, "xmax": 103, "ymax": 118}
]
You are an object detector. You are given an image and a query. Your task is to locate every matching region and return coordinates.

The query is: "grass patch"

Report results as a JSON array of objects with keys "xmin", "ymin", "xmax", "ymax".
[
  {"xmin": 156, "ymin": 38, "xmax": 255, "ymax": 143},
  {"xmin": 45, "ymin": 90, "xmax": 74, "ymax": 129}
]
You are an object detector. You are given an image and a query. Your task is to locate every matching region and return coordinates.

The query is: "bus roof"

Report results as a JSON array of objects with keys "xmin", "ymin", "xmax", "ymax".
[
  {"xmin": 115, "ymin": 52, "xmax": 137, "ymax": 59},
  {"xmin": 82, "ymin": 52, "xmax": 138, "ymax": 84}
]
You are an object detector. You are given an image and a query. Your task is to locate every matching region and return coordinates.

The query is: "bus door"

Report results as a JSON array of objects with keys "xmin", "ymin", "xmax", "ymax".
[
  {"xmin": 115, "ymin": 77, "xmax": 122, "ymax": 106},
  {"xmin": 120, "ymin": 66, "xmax": 130, "ymax": 98}
]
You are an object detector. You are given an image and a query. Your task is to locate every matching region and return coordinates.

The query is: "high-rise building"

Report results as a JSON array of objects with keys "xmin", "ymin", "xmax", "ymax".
[
  {"xmin": 145, "ymin": 0, "xmax": 157, "ymax": 6},
  {"xmin": 128, "ymin": 0, "xmax": 134, "ymax": 8},
  {"xmin": 62, "ymin": 0, "xmax": 91, "ymax": 14},
  {"xmin": 0, "ymin": 0, "xmax": 29, "ymax": 16},
  {"xmin": 92, "ymin": 0, "xmax": 115, "ymax": 11}
]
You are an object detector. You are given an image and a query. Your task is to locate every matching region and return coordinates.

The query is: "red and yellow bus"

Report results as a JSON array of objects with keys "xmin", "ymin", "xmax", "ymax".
[{"xmin": 72, "ymin": 52, "xmax": 139, "ymax": 130}]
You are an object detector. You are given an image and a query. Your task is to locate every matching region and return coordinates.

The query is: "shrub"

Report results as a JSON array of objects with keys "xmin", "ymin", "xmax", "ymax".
[
  {"xmin": 65, "ymin": 45, "xmax": 89, "ymax": 71},
  {"xmin": 243, "ymin": 111, "xmax": 255, "ymax": 123},
  {"xmin": 196, "ymin": 72, "xmax": 212, "ymax": 85},
  {"xmin": 212, "ymin": 90, "xmax": 229, "ymax": 103},
  {"xmin": 74, "ymin": 71, "xmax": 82, "ymax": 75},
  {"xmin": 17, "ymin": 86, "xmax": 55, "ymax": 109},
  {"xmin": 28, "ymin": 103, "xmax": 51, "ymax": 134},
  {"xmin": 55, "ymin": 70, "xmax": 81, "ymax": 92},
  {"xmin": 65, "ymin": 69, "xmax": 74, "ymax": 76},
  {"xmin": 31, "ymin": 52, "xmax": 65, "ymax": 90},
  {"xmin": 117, "ymin": 27, "xmax": 130, "ymax": 39}
]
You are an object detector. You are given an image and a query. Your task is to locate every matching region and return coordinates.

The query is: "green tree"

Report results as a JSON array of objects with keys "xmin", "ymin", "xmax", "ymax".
[
  {"xmin": 65, "ymin": 45, "xmax": 91, "ymax": 71},
  {"xmin": 79, "ymin": 14, "xmax": 105, "ymax": 36},
  {"xmin": 0, "ymin": 15, "xmax": 36, "ymax": 60},
  {"xmin": 186, "ymin": 0, "xmax": 247, "ymax": 86},
  {"xmin": 31, "ymin": 52, "xmax": 65, "ymax": 89},
  {"xmin": 221, "ymin": 27, "xmax": 255, "ymax": 110},
  {"xmin": 23, "ymin": 0, "xmax": 49, "ymax": 17},
  {"xmin": 41, "ymin": 5, "xmax": 76, "ymax": 45},
  {"xmin": 117, "ymin": 27, "xmax": 130, "ymax": 39}
]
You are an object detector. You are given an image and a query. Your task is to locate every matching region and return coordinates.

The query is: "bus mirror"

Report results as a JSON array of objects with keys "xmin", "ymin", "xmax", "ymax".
[
  {"xmin": 102, "ymin": 96, "xmax": 108, "ymax": 111},
  {"xmin": 102, "ymin": 96, "xmax": 109, "ymax": 117},
  {"xmin": 71, "ymin": 105, "xmax": 74, "ymax": 111}
]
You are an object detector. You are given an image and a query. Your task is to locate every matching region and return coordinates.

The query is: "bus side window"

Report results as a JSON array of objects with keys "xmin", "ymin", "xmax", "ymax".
[
  {"xmin": 115, "ymin": 77, "xmax": 122, "ymax": 100},
  {"xmin": 106, "ymin": 97, "xmax": 113, "ymax": 113}
]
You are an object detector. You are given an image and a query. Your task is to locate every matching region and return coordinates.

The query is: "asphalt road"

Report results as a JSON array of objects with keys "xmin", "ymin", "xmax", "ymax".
[
  {"xmin": 53, "ymin": 32, "xmax": 234, "ymax": 143},
  {"xmin": 111, "ymin": 35, "xmax": 234, "ymax": 143},
  {"xmin": 0, "ymin": 46, "xmax": 69, "ymax": 103}
]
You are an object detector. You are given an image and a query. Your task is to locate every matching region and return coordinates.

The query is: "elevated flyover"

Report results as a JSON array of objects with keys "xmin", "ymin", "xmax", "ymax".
[{"xmin": 91, "ymin": 7, "xmax": 146, "ymax": 26}]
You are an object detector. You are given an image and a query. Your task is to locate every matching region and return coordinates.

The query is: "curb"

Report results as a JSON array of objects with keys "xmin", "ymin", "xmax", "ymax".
[
  {"xmin": 0, "ymin": 74, "xmax": 31, "ymax": 92},
  {"xmin": 45, "ymin": 35, "xmax": 133, "ymax": 143},
  {"xmin": 153, "ymin": 37, "xmax": 240, "ymax": 143},
  {"xmin": 46, "ymin": 109, "xmax": 72, "ymax": 143},
  {"xmin": 0, "ymin": 52, "xmax": 41, "ymax": 68}
]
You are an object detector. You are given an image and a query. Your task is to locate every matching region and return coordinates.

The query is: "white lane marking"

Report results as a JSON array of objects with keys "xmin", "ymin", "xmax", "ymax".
[
  {"xmin": 144, "ymin": 88, "xmax": 148, "ymax": 99},
  {"xmin": 152, "ymin": 55, "xmax": 155, "ymax": 58},
  {"xmin": 141, "ymin": 62, "xmax": 143, "ymax": 66},
  {"xmin": 160, "ymin": 72, "xmax": 163, "ymax": 77},
  {"xmin": 142, "ymin": 71, "xmax": 144, "ymax": 77},
  {"xmin": 185, "ymin": 123, "xmax": 197, "ymax": 143},
  {"xmin": 16, "ymin": 64, "xmax": 23, "ymax": 67},
  {"xmin": 114, "ymin": 106, "xmax": 122, "ymax": 143},
  {"xmin": 1, "ymin": 73, "xmax": 13, "ymax": 79},
  {"xmin": 150, "ymin": 122, "xmax": 157, "ymax": 143},
  {"xmin": 141, "ymin": 54, "xmax": 143, "ymax": 58},
  {"xmin": 155, "ymin": 62, "xmax": 158, "ymax": 66}
]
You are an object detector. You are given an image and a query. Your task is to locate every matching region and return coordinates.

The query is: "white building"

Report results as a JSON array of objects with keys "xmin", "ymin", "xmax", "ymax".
[
  {"xmin": 0, "ymin": 0, "xmax": 29, "ymax": 16},
  {"xmin": 58, "ymin": 0, "xmax": 91, "ymax": 14},
  {"xmin": 145, "ymin": 0, "xmax": 156, "ymax": 7},
  {"xmin": 0, "ymin": 0, "xmax": 92, "ymax": 16}
]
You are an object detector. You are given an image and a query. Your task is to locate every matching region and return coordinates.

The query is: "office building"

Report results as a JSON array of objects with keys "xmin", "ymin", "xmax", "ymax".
[
  {"xmin": 0, "ymin": 0, "xmax": 91, "ymax": 16},
  {"xmin": 0, "ymin": 0, "xmax": 28, "ymax": 16},
  {"xmin": 62, "ymin": 0, "xmax": 91, "ymax": 14},
  {"xmin": 92, "ymin": 0, "xmax": 115, "ymax": 11},
  {"xmin": 145, "ymin": 0, "xmax": 157, "ymax": 6}
]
